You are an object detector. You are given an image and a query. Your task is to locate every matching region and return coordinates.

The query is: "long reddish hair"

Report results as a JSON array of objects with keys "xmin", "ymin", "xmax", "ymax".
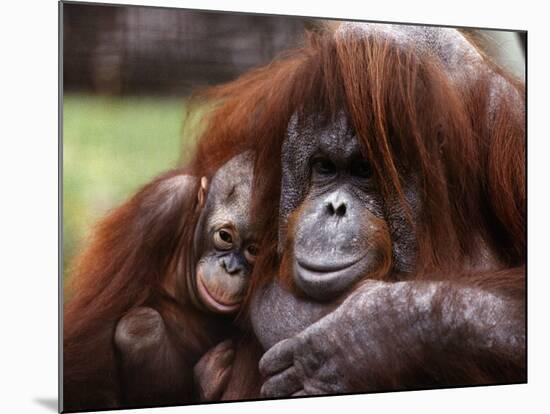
[{"xmin": 188, "ymin": 23, "xmax": 525, "ymax": 302}]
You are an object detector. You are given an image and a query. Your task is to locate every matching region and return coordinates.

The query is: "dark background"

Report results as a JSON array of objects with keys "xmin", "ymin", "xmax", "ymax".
[
  {"xmin": 63, "ymin": 3, "xmax": 525, "ymax": 96},
  {"xmin": 63, "ymin": 3, "xmax": 316, "ymax": 95}
]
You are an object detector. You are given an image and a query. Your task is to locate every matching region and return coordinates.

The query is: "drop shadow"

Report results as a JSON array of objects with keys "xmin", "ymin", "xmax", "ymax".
[{"xmin": 34, "ymin": 397, "xmax": 58, "ymax": 412}]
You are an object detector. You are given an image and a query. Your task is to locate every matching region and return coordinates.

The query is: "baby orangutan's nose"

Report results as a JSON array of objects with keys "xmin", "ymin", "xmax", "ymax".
[{"xmin": 221, "ymin": 254, "xmax": 245, "ymax": 275}]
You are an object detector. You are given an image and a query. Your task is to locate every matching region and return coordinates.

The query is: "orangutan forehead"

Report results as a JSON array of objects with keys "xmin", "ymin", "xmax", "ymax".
[
  {"xmin": 204, "ymin": 151, "xmax": 254, "ymax": 233},
  {"xmin": 208, "ymin": 152, "xmax": 253, "ymax": 202},
  {"xmin": 337, "ymin": 23, "xmax": 523, "ymax": 122},
  {"xmin": 209, "ymin": 180, "xmax": 251, "ymax": 212},
  {"xmin": 336, "ymin": 22, "xmax": 482, "ymax": 74},
  {"xmin": 205, "ymin": 186, "xmax": 254, "ymax": 240},
  {"xmin": 285, "ymin": 112, "xmax": 360, "ymax": 160}
]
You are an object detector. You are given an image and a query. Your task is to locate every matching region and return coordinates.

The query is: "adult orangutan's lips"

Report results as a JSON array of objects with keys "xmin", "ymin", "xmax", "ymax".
[
  {"xmin": 197, "ymin": 275, "xmax": 241, "ymax": 314},
  {"xmin": 293, "ymin": 254, "xmax": 372, "ymax": 301},
  {"xmin": 296, "ymin": 256, "xmax": 362, "ymax": 273}
]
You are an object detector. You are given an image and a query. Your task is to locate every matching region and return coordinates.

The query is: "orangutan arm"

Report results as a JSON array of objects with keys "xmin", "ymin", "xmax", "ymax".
[{"xmin": 256, "ymin": 276, "xmax": 525, "ymax": 397}]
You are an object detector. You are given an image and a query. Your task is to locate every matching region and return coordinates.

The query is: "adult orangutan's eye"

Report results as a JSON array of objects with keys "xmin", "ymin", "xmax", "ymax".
[
  {"xmin": 351, "ymin": 160, "xmax": 372, "ymax": 178},
  {"xmin": 213, "ymin": 229, "xmax": 233, "ymax": 250},
  {"xmin": 312, "ymin": 157, "xmax": 336, "ymax": 176}
]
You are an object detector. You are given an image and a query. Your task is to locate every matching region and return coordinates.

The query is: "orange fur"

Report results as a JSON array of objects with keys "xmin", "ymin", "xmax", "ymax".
[{"xmin": 188, "ymin": 26, "xmax": 524, "ymax": 299}]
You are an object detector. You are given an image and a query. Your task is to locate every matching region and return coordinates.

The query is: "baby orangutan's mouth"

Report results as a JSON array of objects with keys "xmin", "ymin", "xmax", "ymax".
[{"xmin": 197, "ymin": 275, "xmax": 242, "ymax": 314}]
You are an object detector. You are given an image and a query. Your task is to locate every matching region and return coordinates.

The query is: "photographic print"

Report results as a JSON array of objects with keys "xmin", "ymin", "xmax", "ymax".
[{"xmin": 61, "ymin": 2, "xmax": 526, "ymax": 412}]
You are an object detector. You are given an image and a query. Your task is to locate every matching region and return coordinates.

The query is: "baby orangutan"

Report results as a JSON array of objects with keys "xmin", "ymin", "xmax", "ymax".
[{"xmin": 113, "ymin": 152, "xmax": 259, "ymax": 406}]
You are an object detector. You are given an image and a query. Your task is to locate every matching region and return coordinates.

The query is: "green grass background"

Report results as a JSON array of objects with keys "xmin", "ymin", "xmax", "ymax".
[{"xmin": 63, "ymin": 94, "xmax": 192, "ymax": 280}]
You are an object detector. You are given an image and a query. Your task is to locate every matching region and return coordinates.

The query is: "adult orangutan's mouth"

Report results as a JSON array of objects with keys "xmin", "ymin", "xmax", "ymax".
[
  {"xmin": 296, "ymin": 257, "xmax": 362, "ymax": 273},
  {"xmin": 197, "ymin": 275, "xmax": 241, "ymax": 314},
  {"xmin": 293, "ymin": 255, "xmax": 371, "ymax": 301}
]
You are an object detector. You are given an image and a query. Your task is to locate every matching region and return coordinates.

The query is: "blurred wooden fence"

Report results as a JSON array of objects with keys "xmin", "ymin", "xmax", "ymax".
[
  {"xmin": 62, "ymin": 3, "xmax": 525, "ymax": 95},
  {"xmin": 63, "ymin": 3, "xmax": 314, "ymax": 95}
]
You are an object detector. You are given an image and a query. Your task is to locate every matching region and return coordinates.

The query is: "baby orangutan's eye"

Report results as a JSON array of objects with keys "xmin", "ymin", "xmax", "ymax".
[
  {"xmin": 213, "ymin": 229, "xmax": 234, "ymax": 250},
  {"xmin": 244, "ymin": 244, "xmax": 259, "ymax": 264}
]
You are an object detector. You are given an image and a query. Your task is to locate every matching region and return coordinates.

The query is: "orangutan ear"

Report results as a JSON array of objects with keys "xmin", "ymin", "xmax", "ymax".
[{"xmin": 197, "ymin": 177, "xmax": 209, "ymax": 208}]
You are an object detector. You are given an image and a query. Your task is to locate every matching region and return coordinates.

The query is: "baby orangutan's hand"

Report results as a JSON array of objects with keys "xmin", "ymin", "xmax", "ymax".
[{"xmin": 193, "ymin": 339, "xmax": 235, "ymax": 401}]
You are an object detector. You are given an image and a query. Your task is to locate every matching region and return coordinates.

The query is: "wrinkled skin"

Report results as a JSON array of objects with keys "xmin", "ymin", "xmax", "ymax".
[
  {"xmin": 255, "ymin": 279, "xmax": 525, "ymax": 396},
  {"xmin": 114, "ymin": 152, "xmax": 258, "ymax": 405},
  {"xmin": 251, "ymin": 279, "xmax": 330, "ymax": 351},
  {"xmin": 279, "ymin": 114, "xmax": 405, "ymax": 301}
]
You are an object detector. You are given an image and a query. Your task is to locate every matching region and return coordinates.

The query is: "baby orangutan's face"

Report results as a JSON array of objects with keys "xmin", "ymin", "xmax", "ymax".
[
  {"xmin": 195, "ymin": 223, "xmax": 258, "ymax": 314},
  {"xmin": 192, "ymin": 152, "xmax": 258, "ymax": 314}
]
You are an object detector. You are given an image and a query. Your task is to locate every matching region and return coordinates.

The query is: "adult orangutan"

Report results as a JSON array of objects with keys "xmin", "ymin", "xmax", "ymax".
[
  {"xmin": 63, "ymin": 153, "xmax": 263, "ymax": 412},
  {"xmin": 192, "ymin": 22, "xmax": 525, "ymax": 396}
]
